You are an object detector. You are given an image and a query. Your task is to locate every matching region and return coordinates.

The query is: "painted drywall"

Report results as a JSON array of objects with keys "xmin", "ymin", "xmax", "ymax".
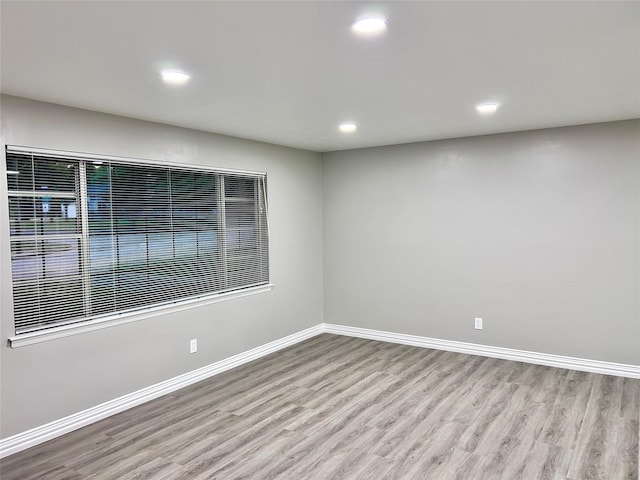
[
  {"xmin": 0, "ymin": 95, "xmax": 324, "ymax": 438},
  {"xmin": 323, "ymin": 120, "xmax": 640, "ymax": 365}
]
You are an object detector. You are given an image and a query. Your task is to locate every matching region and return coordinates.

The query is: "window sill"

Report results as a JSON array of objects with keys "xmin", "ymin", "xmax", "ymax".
[{"xmin": 7, "ymin": 284, "xmax": 274, "ymax": 348}]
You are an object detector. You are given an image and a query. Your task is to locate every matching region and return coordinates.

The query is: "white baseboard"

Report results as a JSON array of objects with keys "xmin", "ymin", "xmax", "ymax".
[
  {"xmin": 3, "ymin": 322, "xmax": 638, "ymax": 459},
  {"xmin": 0, "ymin": 324, "xmax": 324, "ymax": 459},
  {"xmin": 323, "ymin": 323, "xmax": 640, "ymax": 379}
]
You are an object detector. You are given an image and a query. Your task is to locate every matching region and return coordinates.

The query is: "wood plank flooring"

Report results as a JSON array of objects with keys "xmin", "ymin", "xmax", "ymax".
[{"xmin": 1, "ymin": 334, "xmax": 638, "ymax": 479}]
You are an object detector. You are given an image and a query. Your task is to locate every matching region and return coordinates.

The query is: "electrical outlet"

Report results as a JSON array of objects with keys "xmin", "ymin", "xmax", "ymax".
[
  {"xmin": 474, "ymin": 317, "xmax": 483, "ymax": 330},
  {"xmin": 190, "ymin": 338, "xmax": 198, "ymax": 354}
]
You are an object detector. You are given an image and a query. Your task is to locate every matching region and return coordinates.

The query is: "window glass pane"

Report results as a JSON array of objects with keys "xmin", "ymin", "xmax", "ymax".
[
  {"xmin": 225, "ymin": 176, "xmax": 255, "ymax": 198},
  {"xmin": 33, "ymin": 157, "xmax": 77, "ymax": 192},
  {"xmin": 10, "ymin": 239, "xmax": 39, "ymax": 281},
  {"xmin": 225, "ymin": 202, "xmax": 256, "ymax": 228},
  {"xmin": 170, "ymin": 171, "xmax": 197, "ymax": 231},
  {"xmin": 6, "ymin": 154, "xmax": 78, "ymax": 193},
  {"xmin": 90, "ymin": 272, "xmax": 116, "ymax": 316},
  {"xmin": 87, "ymin": 163, "xmax": 112, "ymax": 233},
  {"xmin": 117, "ymin": 233, "xmax": 148, "ymax": 266},
  {"xmin": 148, "ymin": 232, "xmax": 173, "ymax": 262},
  {"xmin": 171, "ymin": 171, "xmax": 218, "ymax": 230},
  {"xmin": 13, "ymin": 277, "xmax": 85, "ymax": 333},
  {"xmin": 9, "ymin": 196, "xmax": 79, "ymax": 235},
  {"xmin": 194, "ymin": 174, "xmax": 219, "ymax": 231},
  {"xmin": 226, "ymin": 229, "xmax": 257, "ymax": 254},
  {"xmin": 198, "ymin": 230, "xmax": 218, "ymax": 255},
  {"xmin": 6, "ymin": 153, "xmax": 34, "ymax": 191},
  {"xmin": 38, "ymin": 278, "xmax": 85, "ymax": 325},
  {"xmin": 89, "ymin": 234, "xmax": 116, "ymax": 274},
  {"xmin": 174, "ymin": 231, "xmax": 197, "ymax": 258},
  {"xmin": 115, "ymin": 270, "xmax": 151, "ymax": 311},
  {"xmin": 42, "ymin": 198, "xmax": 80, "ymax": 234},
  {"xmin": 11, "ymin": 238, "xmax": 80, "ymax": 281},
  {"xmin": 41, "ymin": 238, "xmax": 81, "ymax": 278},
  {"xmin": 8, "ymin": 197, "xmax": 36, "ymax": 236},
  {"xmin": 111, "ymin": 165, "xmax": 171, "ymax": 233}
]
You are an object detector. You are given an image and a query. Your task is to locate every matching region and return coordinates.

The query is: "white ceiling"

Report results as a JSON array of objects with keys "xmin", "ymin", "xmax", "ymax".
[{"xmin": 1, "ymin": 1, "xmax": 639, "ymax": 152}]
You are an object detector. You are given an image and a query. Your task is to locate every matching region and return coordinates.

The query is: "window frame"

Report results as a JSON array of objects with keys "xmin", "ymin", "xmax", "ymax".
[{"xmin": 5, "ymin": 145, "xmax": 273, "ymax": 348}]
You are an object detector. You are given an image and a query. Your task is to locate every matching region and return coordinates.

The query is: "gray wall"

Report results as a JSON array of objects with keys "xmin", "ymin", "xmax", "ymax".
[
  {"xmin": 323, "ymin": 120, "xmax": 640, "ymax": 365},
  {"xmin": 0, "ymin": 95, "xmax": 324, "ymax": 437}
]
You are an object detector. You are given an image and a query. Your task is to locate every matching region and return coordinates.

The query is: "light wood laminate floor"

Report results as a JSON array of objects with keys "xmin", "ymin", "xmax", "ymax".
[{"xmin": 1, "ymin": 334, "xmax": 638, "ymax": 479}]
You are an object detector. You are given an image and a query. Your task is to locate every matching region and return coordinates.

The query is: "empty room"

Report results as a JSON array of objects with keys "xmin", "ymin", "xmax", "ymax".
[{"xmin": 0, "ymin": 1, "xmax": 639, "ymax": 479}]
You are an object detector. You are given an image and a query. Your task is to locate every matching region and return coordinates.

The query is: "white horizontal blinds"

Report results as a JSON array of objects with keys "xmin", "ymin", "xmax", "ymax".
[
  {"xmin": 165, "ymin": 169, "xmax": 222, "ymax": 296},
  {"xmin": 87, "ymin": 162, "xmax": 173, "ymax": 314},
  {"xmin": 6, "ymin": 147, "xmax": 269, "ymax": 334},
  {"xmin": 223, "ymin": 174, "xmax": 269, "ymax": 289},
  {"xmin": 7, "ymin": 152, "xmax": 85, "ymax": 333},
  {"xmin": 87, "ymin": 162, "xmax": 226, "ymax": 316}
]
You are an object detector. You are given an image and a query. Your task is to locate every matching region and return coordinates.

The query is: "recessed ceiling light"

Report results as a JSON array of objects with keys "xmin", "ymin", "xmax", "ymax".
[
  {"xmin": 339, "ymin": 123, "xmax": 357, "ymax": 133},
  {"xmin": 161, "ymin": 70, "xmax": 190, "ymax": 85},
  {"xmin": 476, "ymin": 103, "xmax": 499, "ymax": 115},
  {"xmin": 352, "ymin": 18, "xmax": 388, "ymax": 34}
]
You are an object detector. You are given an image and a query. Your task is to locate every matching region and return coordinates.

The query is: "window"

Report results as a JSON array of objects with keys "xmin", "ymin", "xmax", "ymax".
[{"xmin": 6, "ymin": 147, "xmax": 269, "ymax": 336}]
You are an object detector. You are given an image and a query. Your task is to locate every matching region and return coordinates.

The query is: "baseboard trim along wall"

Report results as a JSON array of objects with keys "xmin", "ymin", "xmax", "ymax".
[
  {"xmin": 0, "ymin": 324, "xmax": 324, "ymax": 459},
  {"xmin": 323, "ymin": 323, "xmax": 640, "ymax": 379},
  {"xmin": 2, "ymin": 322, "xmax": 639, "ymax": 458}
]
